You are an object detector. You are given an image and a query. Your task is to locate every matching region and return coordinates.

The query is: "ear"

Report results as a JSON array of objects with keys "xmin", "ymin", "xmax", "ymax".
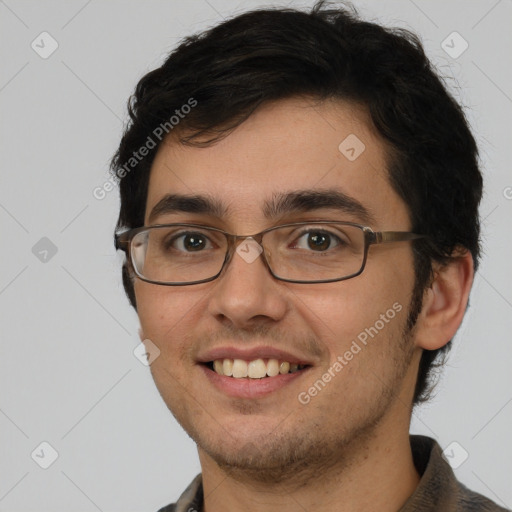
[{"xmin": 414, "ymin": 250, "xmax": 474, "ymax": 351}]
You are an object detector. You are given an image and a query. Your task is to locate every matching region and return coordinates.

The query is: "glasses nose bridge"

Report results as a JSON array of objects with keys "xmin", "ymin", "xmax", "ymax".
[
  {"xmin": 225, "ymin": 230, "xmax": 265, "ymax": 250},
  {"xmin": 223, "ymin": 231, "xmax": 270, "ymax": 271},
  {"xmin": 234, "ymin": 231, "xmax": 265, "ymax": 243}
]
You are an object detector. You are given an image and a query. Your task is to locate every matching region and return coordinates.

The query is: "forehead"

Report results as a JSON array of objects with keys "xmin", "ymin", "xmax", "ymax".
[{"xmin": 145, "ymin": 97, "xmax": 409, "ymax": 230}]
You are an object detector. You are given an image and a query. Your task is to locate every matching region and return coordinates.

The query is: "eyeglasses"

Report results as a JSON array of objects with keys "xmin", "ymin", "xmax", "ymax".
[{"xmin": 115, "ymin": 221, "xmax": 426, "ymax": 286}]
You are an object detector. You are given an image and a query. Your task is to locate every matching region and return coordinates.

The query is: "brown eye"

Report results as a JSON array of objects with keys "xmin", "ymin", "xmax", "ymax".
[
  {"xmin": 183, "ymin": 234, "xmax": 206, "ymax": 251},
  {"xmin": 307, "ymin": 232, "xmax": 331, "ymax": 251},
  {"xmin": 169, "ymin": 232, "xmax": 211, "ymax": 252},
  {"xmin": 293, "ymin": 230, "xmax": 340, "ymax": 252}
]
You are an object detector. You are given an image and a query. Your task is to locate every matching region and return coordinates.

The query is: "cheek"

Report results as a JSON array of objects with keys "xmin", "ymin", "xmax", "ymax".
[
  {"xmin": 135, "ymin": 281, "xmax": 209, "ymax": 353},
  {"xmin": 290, "ymin": 249, "xmax": 414, "ymax": 357}
]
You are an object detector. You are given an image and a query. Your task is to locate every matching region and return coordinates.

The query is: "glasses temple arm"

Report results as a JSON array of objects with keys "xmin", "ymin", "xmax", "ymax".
[{"xmin": 373, "ymin": 231, "xmax": 427, "ymax": 244}]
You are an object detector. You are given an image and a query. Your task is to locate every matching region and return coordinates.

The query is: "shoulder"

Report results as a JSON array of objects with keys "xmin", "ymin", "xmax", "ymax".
[
  {"xmin": 155, "ymin": 474, "xmax": 203, "ymax": 512},
  {"xmin": 454, "ymin": 481, "xmax": 510, "ymax": 512},
  {"xmin": 404, "ymin": 436, "xmax": 509, "ymax": 512},
  {"xmin": 156, "ymin": 505, "xmax": 176, "ymax": 512}
]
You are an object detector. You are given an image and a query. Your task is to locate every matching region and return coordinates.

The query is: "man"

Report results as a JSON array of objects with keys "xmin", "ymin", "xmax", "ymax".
[{"xmin": 112, "ymin": 2, "xmax": 507, "ymax": 511}]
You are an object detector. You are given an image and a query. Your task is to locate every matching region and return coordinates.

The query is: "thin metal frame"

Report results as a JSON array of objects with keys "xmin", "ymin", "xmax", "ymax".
[{"xmin": 115, "ymin": 221, "xmax": 427, "ymax": 286}]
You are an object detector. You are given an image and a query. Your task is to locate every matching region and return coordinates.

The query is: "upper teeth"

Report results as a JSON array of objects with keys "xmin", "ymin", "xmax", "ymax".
[{"xmin": 212, "ymin": 358, "xmax": 304, "ymax": 379}]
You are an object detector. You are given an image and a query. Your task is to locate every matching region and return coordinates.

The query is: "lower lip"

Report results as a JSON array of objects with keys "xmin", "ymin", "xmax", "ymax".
[{"xmin": 200, "ymin": 364, "xmax": 310, "ymax": 399}]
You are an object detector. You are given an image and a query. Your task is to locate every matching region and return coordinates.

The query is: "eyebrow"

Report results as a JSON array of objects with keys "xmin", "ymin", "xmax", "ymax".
[
  {"xmin": 147, "ymin": 189, "xmax": 376, "ymax": 225},
  {"xmin": 148, "ymin": 194, "xmax": 228, "ymax": 224},
  {"xmin": 263, "ymin": 189, "xmax": 376, "ymax": 225}
]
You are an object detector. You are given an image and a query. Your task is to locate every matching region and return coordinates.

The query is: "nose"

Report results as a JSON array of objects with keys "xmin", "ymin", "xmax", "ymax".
[{"xmin": 206, "ymin": 238, "xmax": 288, "ymax": 329}]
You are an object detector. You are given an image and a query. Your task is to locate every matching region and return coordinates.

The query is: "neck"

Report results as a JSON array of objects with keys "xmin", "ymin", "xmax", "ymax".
[{"xmin": 199, "ymin": 414, "xmax": 420, "ymax": 512}]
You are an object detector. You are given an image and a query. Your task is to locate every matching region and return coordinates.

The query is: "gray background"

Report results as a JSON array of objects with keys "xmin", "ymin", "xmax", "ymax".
[{"xmin": 1, "ymin": 0, "xmax": 511, "ymax": 510}]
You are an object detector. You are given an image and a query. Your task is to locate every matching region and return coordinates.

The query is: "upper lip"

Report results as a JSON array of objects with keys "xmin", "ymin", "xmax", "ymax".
[{"xmin": 196, "ymin": 346, "xmax": 315, "ymax": 366}]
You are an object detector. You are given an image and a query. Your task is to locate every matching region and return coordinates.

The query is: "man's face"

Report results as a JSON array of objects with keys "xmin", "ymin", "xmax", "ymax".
[{"xmin": 135, "ymin": 98, "xmax": 423, "ymax": 480}]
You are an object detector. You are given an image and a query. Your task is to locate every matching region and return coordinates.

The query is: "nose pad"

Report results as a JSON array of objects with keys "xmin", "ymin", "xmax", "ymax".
[{"xmin": 235, "ymin": 237, "xmax": 263, "ymax": 265}]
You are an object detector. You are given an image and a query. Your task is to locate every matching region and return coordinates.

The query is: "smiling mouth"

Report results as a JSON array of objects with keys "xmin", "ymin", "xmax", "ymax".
[{"xmin": 204, "ymin": 358, "xmax": 310, "ymax": 379}]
